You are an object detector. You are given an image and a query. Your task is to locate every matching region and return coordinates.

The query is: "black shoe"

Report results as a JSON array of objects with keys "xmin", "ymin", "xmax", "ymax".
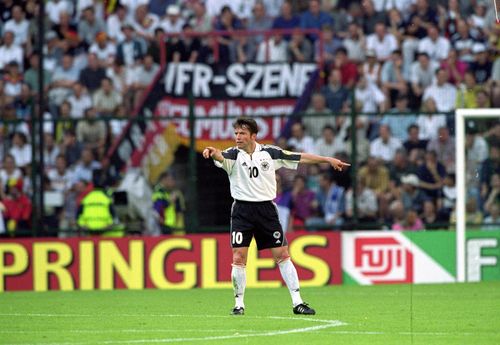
[
  {"xmin": 293, "ymin": 303, "xmax": 316, "ymax": 315},
  {"xmin": 231, "ymin": 307, "xmax": 245, "ymax": 315}
]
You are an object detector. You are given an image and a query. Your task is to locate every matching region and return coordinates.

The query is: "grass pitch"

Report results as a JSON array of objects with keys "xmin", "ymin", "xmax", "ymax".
[{"xmin": 1, "ymin": 282, "xmax": 499, "ymax": 345}]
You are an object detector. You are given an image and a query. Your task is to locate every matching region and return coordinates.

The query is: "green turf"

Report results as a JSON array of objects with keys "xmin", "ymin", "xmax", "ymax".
[{"xmin": 1, "ymin": 282, "xmax": 499, "ymax": 345}]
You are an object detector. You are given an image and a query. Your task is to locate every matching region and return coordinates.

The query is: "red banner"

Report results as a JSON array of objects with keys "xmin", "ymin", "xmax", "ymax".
[{"xmin": 0, "ymin": 233, "xmax": 341, "ymax": 292}]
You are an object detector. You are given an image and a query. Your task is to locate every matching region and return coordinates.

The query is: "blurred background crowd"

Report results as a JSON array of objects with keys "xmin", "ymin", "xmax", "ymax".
[{"xmin": 0, "ymin": 0, "xmax": 499, "ymax": 236}]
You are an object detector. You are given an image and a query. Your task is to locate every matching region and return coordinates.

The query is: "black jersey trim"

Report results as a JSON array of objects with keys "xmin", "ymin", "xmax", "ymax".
[
  {"xmin": 222, "ymin": 147, "xmax": 239, "ymax": 160},
  {"xmin": 262, "ymin": 145, "xmax": 301, "ymax": 161}
]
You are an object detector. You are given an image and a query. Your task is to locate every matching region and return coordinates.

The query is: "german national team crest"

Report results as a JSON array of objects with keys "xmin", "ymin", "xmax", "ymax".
[{"xmin": 261, "ymin": 161, "xmax": 270, "ymax": 171}]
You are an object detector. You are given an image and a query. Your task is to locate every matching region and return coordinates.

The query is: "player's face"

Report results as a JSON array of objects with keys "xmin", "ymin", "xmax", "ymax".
[{"xmin": 234, "ymin": 126, "xmax": 256, "ymax": 152}]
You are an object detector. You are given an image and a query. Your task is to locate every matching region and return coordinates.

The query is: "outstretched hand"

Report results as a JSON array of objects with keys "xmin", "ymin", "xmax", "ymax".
[
  {"xmin": 330, "ymin": 158, "xmax": 351, "ymax": 171},
  {"xmin": 202, "ymin": 146, "xmax": 223, "ymax": 162}
]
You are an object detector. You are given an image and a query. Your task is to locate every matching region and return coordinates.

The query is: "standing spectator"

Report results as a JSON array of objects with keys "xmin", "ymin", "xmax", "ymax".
[
  {"xmin": 288, "ymin": 29, "xmax": 313, "ymax": 63},
  {"xmin": 256, "ymin": 34, "xmax": 287, "ymax": 62},
  {"xmin": 303, "ymin": 93, "xmax": 333, "ymax": 138},
  {"xmin": 427, "ymin": 126, "xmax": 456, "ymax": 171},
  {"xmin": 299, "ymin": 0, "xmax": 334, "ymax": 40},
  {"xmin": 366, "ymin": 22, "xmax": 398, "ymax": 62},
  {"xmin": 79, "ymin": 53, "xmax": 106, "ymax": 94},
  {"xmin": 416, "ymin": 98, "xmax": 447, "ymax": 141},
  {"xmin": 417, "ymin": 150, "xmax": 446, "ymax": 200},
  {"xmin": 418, "ymin": 24, "xmax": 451, "ymax": 64},
  {"xmin": 369, "ymin": 124, "xmax": 403, "ymax": 163},
  {"xmin": 4, "ymin": 5, "xmax": 29, "ymax": 47},
  {"xmin": 342, "ymin": 22, "xmax": 365, "ymax": 63},
  {"xmin": 247, "ymin": 1, "xmax": 273, "ymax": 45},
  {"xmin": 320, "ymin": 68, "xmax": 349, "ymax": 113},
  {"xmin": 0, "ymin": 31, "xmax": 23, "ymax": 71},
  {"xmin": 290, "ymin": 175, "xmax": 318, "ymax": 229},
  {"xmin": 67, "ymin": 82, "xmax": 92, "ymax": 119},
  {"xmin": 272, "ymin": 0, "xmax": 300, "ymax": 36},
  {"xmin": 9, "ymin": 132, "xmax": 31, "ymax": 169},
  {"xmin": 152, "ymin": 171, "xmax": 186, "ymax": 234},
  {"xmin": 381, "ymin": 95, "xmax": 416, "ymax": 142},
  {"xmin": 469, "ymin": 43, "xmax": 492, "ymax": 84},
  {"xmin": 422, "ymin": 69, "xmax": 457, "ymax": 112},
  {"xmin": 306, "ymin": 172, "xmax": 345, "ymax": 229},
  {"xmin": 78, "ymin": 6, "xmax": 106, "ymax": 49},
  {"xmin": 288, "ymin": 122, "xmax": 315, "ymax": 153},
  {"xmin": 75, "ymin": 107, "xmax": 107, "ymax": 150},
  {"xmin": 93, "ymin": 77, "xmax": 123, "ymax": 116}
]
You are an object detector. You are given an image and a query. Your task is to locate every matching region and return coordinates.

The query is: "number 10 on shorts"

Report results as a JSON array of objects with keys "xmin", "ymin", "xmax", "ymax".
[{"xmin": 232, "ymin": 231, "xmax": 243, "ymax": 245}]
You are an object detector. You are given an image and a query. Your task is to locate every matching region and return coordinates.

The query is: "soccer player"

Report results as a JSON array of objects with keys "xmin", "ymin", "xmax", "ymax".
[{"xmin": 203, "ymin": 117, "xmax": 350, "ymax": 315}]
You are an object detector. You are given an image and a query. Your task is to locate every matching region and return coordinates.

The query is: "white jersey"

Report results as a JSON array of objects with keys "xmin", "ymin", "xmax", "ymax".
[{"xmin": 215, "ymin": 143, "xmax": 301, "ymax": 202}]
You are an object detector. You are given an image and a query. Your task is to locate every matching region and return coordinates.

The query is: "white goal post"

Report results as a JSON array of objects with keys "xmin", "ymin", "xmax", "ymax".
[{"xmin": 455, "ymin": 108, "xmax": 500, "ymax": 282}]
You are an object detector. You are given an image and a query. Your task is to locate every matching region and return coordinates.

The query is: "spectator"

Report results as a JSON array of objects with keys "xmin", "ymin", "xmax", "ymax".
[
  {"xmin": 450, "ymin": 198, "xmax": 483, "ymax": 227},
  {"xmin": 456, "ymin": 71, "xmax": 481, "ymax": 108},
  {"xmin": 288, "ymin": 122, "xmax": 315, "ymax": 153},
  {"xmin": 89, "ymin": 32, "xmax": 117, "ymax": 66},
  {"xmin": 107, "ymin": 6, "xmax": 128, "ymax": 43},
  {"xmin": 48, "ymin": 154, "xmax": 73, "ymax": 193},
  {"xmin": 256, "ymin": 34, "xmax": 287, "ymax": 62},
  {"xmin": 79, "ymin": 53, "xmax": 107, "ymax": 94},
  {"xmin": 315, "ymin": 25, "xmax": 343, "ymax": 64},
  {"xmin": 314, "ymin": 125, "xmax": 346, "ymax": 158},
  {"xmin": 366, "ymin": 22, "xmax": 398, "ymax": 62},
  {"xmin": 370, "ymin": 124, "xmax": 403, "ymax": 163},
  {"xmin": 46, "ymin": 0, "xmax": 72, "ymax": 25},
  {"xmin": 427, "ymin": 126, "xmax": 456, "ymax": 171},
  {"xmin": 116, "ymin": 24, "xmax": 145, "ymax": 67},
  {"xmin": 43, "ymin": 133, "xmax": 60, "ymax": 170},
  {"xmin": 418, "ymin": 24, "xmax": 451, "ymax": 64},
  {"xmin": 230, "ymin": 34, "xmax": 256, "ymax": 63},
  {"xmin": 290, "ymin": 175, "xmax": 318, "ymax": 229},
  {"xmin": 417, "ymin": 150, "xmax": 446, "ymax": 200},
  {"xmin": 132, "ymin": 4, "xmax": 160, "ymax": 41},
  {"xmin": 72, "ymin": 148, "xmax": 101, "ymax": 185},
  {"xmin": 13, "ymin": 83, "xmax": 33, "ymax": 120},
  {"xmin": 358, "ymin": 156, "xmax": 390, "ymax": 196},
  {"xmin": 152, "ymin": 171, "xmax": 186, "ymax": 234},
  {"xmin": 361, "ymin": 0, "xmax": 386, "ymax": 34},
  {"xmin": 299, "ymin": 0, "xmax": 334, "ymax": 40},
  {"xmin": 127, "ymin": 54, "xmax": 159, "ymax": 108},
  {"xmin": 43, "ymin": 31, "xmax": 64, "ymax": 73},
  {"xmin": 288, "ymin": 29, "xmax": 313, "ymax": 63},
  {"xmin": 380, "ymin": 50, "xmax": 408, "ymax": 107},
  {"xmin": 93, "ymin": 77, "xmax": 123, "ymax": 116},
  {"xmin": 332, "ymin": 47, "xmax": 358, "ymax": 88},
  {"xmin": 61, "ymin": 130, "xmax": 82, "ymax": 166},
  {"xmin": 78, "ymin": 6, "xmax": 106, "ymax": 49},
  {"xmin": 422, "ymin": 69, "xmax": 457, "ymax": 112},
  {"xmin": 362, "ymin": 49, "xmax": 381, "ymax": 86},
  {"xmin": 0, "ymin": 31, "xmax": 23, "ymax": 71},
  {"xmin": 9, "ymin": 132, "xmax": 31, "ymax": 169},
  {"xmin": 173, "ymin": 24, "xmax": 202, "ymax": 63},
  {"xmin": 75, "ymin": 107, "xmax": 107, "ymax": 150},
  {"xmin": 306, "ymin": 172, "xmax": 345, "ymax": 229},
  {"xmin": 392, "ymin": 209, "xmax": 424, "ymax": 231},
  {"xmin": 0, "ymin": 154, "xmax": 23, "ymax": 195},
  {"xmin": 54, "ymin": 101, "xmax": 74, "ymax": 143},
  {"xmin": 67, "ymin": 82, "xmax": 93, "ymax": 119},
  {"xmin": 3, "ymin": 62, "xmax": 24, "ymax": 98},
  {"xmin": 303, "ymin": 93, "xmax": 333, "ymax": 138},
  {"xmin": 354, "ymin": 75, "xmax": 386, "ymax": 113},
  {"xmin": 409, "ymin": 52, "xmax": 438, "ymax": 107},
  {"xmin": 272, "ymin": 0, "xmax": 300, "ymax": 36},
  {"xmin": 188, "ymin": 1, "xmax": 212, "ymax": 33},
  {"xmin": 399, "ymin": 173, "xmax": 426, "ymax": 213},
  {"xmin": 24, "ymin": 52, "xmax": 51, "ymax": 95},
  {"xmin": 417, "ymin": 98, "xmax": 447, "ymax": 141},
  {"xmin": 381, "ymin": 95, "xmax": 416, "ymax": 142},
  {"xmin": 342, "ymin": 22, "xmax": 365, "ymax": 63},
  {"xmin": 109, "ymin": 105, "xmax": 128, "ymax": 140},
  {"xmin": 482, "ymin": 203, "xmax": 500, "ymax": 230},
  {"xmin": 4, "ymin": 5, "xmax": 29, "ymax": 47},
  {"xmin": 247, "ymin": 1, "xmax": 273, "ymax": 45},
  {"xmin": 320, "ymin": 68, "xmax": 349, "ymax": 113},
  {"xmin": 161, "ymin": 4, "xmax": 184, "ymax": 34},
  {"xmin": 469, "ymin": 43, "xmax": 492, "ymax": 84},
  {"xmin": 440, "ymin": 173, "xmax": 456, "ymax": 220},
  {"xmin": 440, "ymin": 48, "xmax": 467, "ymax": 86},
  {"xmin": 344, "ymin": 177, "xmax": 378, "ymax": 223},
  {"xmin": 480, "ymin": 145, "xmax": 500, "ymax": 204},
  {"xmin": 274, "ymin": 174, "xmax": 293, "ymax": 232},
  {"xmin": 409, "ymin": 0, "xmax": 438, "ymax": 29},
  {"xmin": 2, "ymin": 179, "xmax": 32, "ymax": 234},
  {"xmin": 48, "ymin": 54, "xmax": 80, "ymax": 109},
  {"xmin": 54, "ymin": 11, "xmax": 80, "ymax": 54},
  {"xmin": 451, "ymin": 19, "xmax": 477, "ymax": 63}
]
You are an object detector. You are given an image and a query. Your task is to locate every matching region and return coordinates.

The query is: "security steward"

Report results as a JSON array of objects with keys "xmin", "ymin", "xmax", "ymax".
[{"xmin": 152, "ymin": 172, "xmax": 185, "ymax": 234}]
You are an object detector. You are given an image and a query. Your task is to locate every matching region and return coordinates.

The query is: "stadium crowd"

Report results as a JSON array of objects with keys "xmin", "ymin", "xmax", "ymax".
[{"xmin": 0, "ymin": 0, "xmax": 499, "ymax": 235}]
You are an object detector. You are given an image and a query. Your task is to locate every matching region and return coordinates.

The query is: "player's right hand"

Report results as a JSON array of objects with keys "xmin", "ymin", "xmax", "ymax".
[{"xmin": 203, "ymin": 147, "xmax": 216, "ymax": 159}]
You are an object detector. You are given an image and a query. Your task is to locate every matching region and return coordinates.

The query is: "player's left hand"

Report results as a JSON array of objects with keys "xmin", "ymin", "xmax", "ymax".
[{"xmin": 330, "ymin": 158, "xmax": 351, "ymax": 171}]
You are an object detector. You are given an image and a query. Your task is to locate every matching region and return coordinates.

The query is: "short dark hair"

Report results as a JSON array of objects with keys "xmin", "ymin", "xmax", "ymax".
[{"xmin": 233, "ymin": 117, "xmax": 259, "ymax": 134}]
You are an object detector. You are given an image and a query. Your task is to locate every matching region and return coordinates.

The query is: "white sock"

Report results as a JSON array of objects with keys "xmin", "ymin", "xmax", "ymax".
[
  {"xmin": 278, "ymin": 259, "xmax": 304, "ymax": 307},
  {"xmin": 231, "ymin": 264, "xmax": 246, "ymax": 308}
]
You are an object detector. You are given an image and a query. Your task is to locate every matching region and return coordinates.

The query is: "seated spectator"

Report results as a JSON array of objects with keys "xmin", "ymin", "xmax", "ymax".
[
  {"xmin": 274, "ymin": 174, "xmax": 293, "ymax": 232},
  {"xmin": 370, "ymin": 124, "xmax": 402, "ymax": 163},
  {"xmin": 161, "ymin": 5, "xmax": 184, "ymax": 34},
  {"xmin": 299, "ymin": 0, "xmax": 334, "ymax": 40},
  {"xmin": 366, "ymin": 22, "xmax": 398, "ymax": 62},
  {"xmin": 43, "ymin": 133, "xmax": 60, "ymax": 170},
  {"xmin": 362, "ymin": 50, "xmax": 381, "ymax": 86},
  {"xmin": 305, "ymin": 172, "xmax": 344, "ymax": 229},
  {"xmin": 355, "ymin": 75, "xmax": 386, "ymax": 113},
  {"xmin": 344, "ymin": 177, "xmax": 378, "ymax": 223},
  {"xmin": 132, "ymin": 4, "xmax": 160, "ymax": 42},
  {"xmin": 466, "ymin": 126, "xmax": 489, "ymax": 196},
  {"xmin": 439, "ymin": 173, "xmax": 456, "ymax": 220},
  {"xmin": 173, "ymin": 24, "xmax": 202, "ymax": 63},
  {"xmin": 451, "ymin": 20, "xmax": 477, "ymax": 63},
  {"xmin": 358, "ymin": 156, "xmax": 390, "ymax": 197},
  {"xmin": 389, "ymin": 149, "xmax": 416, "ymax": 187},
  {"xmin": 290, "ymin": 175, "xmax": 318, "ymax": 229},
  {"xmin": 2, "ymin": 179, "xmax": 31, "ymax": 234},
  {"xmin": 116, "ymin": 24, "xmax": 145, "ymax": 67},
  {"xmin": 13, "ymin": 83, "xmax": 33, "ymax": 121},
  {"xmin": 475, "ymin": 89, "xmax": 491, "ymax": 108},
  {"xmin": 288, "ymin": 29, "xmax": 313, "ymax": 63},
  {"xmin": 46, "ymin": 0, "xmax": 72, "ymax": 26},
  {"xmin": 381, "ymin": 95, "xmax": 417, "ymax": 142},
  {"xmin": 24, "ymin": 52, "xmax": 51, "ymax": 96},
  {"xmin": 75, "ymin": 107, "xmax": 107, "ymax": 150},
  {"xmin": 480, "ymin": 145, "xmax": 500, "ymax": 204},
  {"xmin": 332, "ymin": 47, "xmax": 358, "ymax": 88},
  {"xmin": 48, "ymin": 54, "xmax": 80, "ymax": 109},
  {"xmin": 482, "ymin": 203, "xmax": 500, "ymax": 230},
  {"xmin": 469, "ymin": 43, "xmax": 492, "ymax": 84},
  {"xmin": 71, "ymin": 148, "xmax": 102, "ymax": 185},
  {"xmin": 288, "ymin": 122, "xmax": 315, "ymax": 153},
  {"xmin": 0, "ymin": 154, "xmax": 23, "ymax": 196},
  {"xmin": 320, "ymin": 68, "xmax": 349, "ymax": 113},
  {"xmin": 256, "ymin": 34, "xmax": 287, "ymax": 63},
  {"xmin": 127, "ymin": 54, "xmax": 159, "ymax": 108},
  {"xmin": 109, "ymin": 105, "xmax": 128, "ymax": 140},
  {"xmin": 61, "ymin": 130, "xmax": 82, "ymax": 166},
  {"xmin": 440, "ymin": 48, "xmax": 467, "ymax": 87},
  {"xmin": 342, "ymin": 22, "xmax": 365, "ymax": 63},
  {"xmin": 78, "ymin": 6, "xmax": 106, "ymax": 49},
  {"xmin": 188, "ymin": 1, "xmax": 213, "ymax": 33},
  {"xmin": 272, "ymin": 0, "xmax": 300, "ymax": 37},
  {"xmin": 392, "ymin": 209, "xmax": 424, "ymax": 231},
  {"xmin": 54, "ymin": 11, "xmax": 81, "ymax": 54},
  {"xmin": 93, "ymin": 77, "xmax": 123, "ymax": 116},
  {"xmin": 409, "ymin": 52, "xmax": 438, "ymax": 108},
  {"xmin": 47, "ymin": 154, "xmax": 73, "ymax": 193},
  {"xmin": 4, "ymin": 5, "xmax": 29, "ymax": 47},
  {"xmin": 152, "ymin": 172, "xmax": 185, "ymax": 234},
  {"xmin": 106, "ymin": 4, "xmax": 127, "ymax": 43},
  {"xmin": 421, "ymin": 199, "xmax": 444, "ymax": 229},
  {"xmin": 456, "ymin": 71, "xmax": 481, "ymax": 108},
  {"xmin": 8, "ymin": 132, "xmax": 31, "ymax": 169},
  {"xmin": 483, "ymin": 174, "xmax": 500, "ymax": 216},
  {"xmin": 247, "ymin": 1, "xmax": 273, "ymax": 45},
  {"xmin": 361, "ymin": 0, "xmax": 387, "ymax": 34},
  {"xmin": 3, "ymin": 62, "xmax": 24, "ymax": 98},
  {"xmin": 422, "ymin": 69, "xmax": 457, "ymax": 113},
  {"xmin": 380, "ymin": 50, "xmax": 407, "ymax": 107},
  {"xmin": 315, "ymin": 25, "xmax": 343, "ymax": 64},
  {"xmin": 417, "ymin": 150, "xmax": 446, "ymax": 200},
  {"xmin": 0, "ymin": 31, "xmax": 23, "ymax": 71},
  {"xmin": 214, "ymin": 6, "xmax": 243, "ymax": 66},
  {"xmin": 418, "ymin": 24, "xmax": 450, "ymax": 64},
  {"xmin": 450, "ymin": 198, "xmax": 483, "ymax": 227},
  {"xmin": 230, "ymin": 34, "xmax": 256, "ymax": 63},
  {"xmin": 89, "ymin": 32, "xmax": 117, "ymax": 66},
  {"xmin": 416, "ymin": 98, "xmax": 447, "ymax": 141},
  {"xmin": 79, "ymin": 53, "xmax": 107, "ymax": 94},
  {"xmin": 67, "ymin": 82, "xmax": 93, "ymax": 119},
  {"xmin": 314, "ymin": 125, "xmax": 346, "ymax": 158},
  {"xmin": 43, "ymin": 31, "xmax": 64, "ymax": 74},
  {"xmin": 303, "ymin": 93, "xmax": 333, "ymax": 138},
  {"xmin": 427, "ymin": 126, "xmax": 456, "ymax": 171}
]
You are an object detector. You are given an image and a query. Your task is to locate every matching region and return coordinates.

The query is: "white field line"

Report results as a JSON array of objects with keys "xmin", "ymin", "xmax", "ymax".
[{"xmin": 0, "ymin": 313, "xmax": 346, "ymax": 345}]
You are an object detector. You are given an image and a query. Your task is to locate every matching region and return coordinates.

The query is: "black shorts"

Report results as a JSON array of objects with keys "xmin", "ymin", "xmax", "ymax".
[{"xmin": 230, "ymin": 200, "xmax": 287, "ymax": 250}]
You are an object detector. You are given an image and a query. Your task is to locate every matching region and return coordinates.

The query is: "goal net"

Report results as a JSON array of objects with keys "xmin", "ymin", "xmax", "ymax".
[{"xmin": 455, "ymin": 109, "xmax": 500, "ymax": 282}]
